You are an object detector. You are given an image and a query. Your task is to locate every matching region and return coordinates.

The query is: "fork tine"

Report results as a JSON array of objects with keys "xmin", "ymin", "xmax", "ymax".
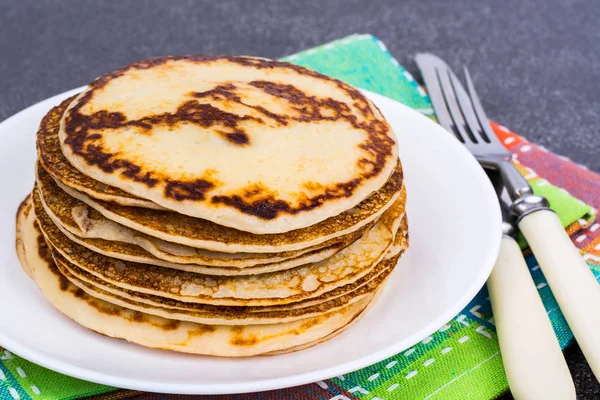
[
  {"xmin": 437, "ymin": 67, "xmax": 478, "ymax": 144},
  {"xmin": 415, "ymin": 54, "xmax": 459, "ymax": 141},
  {"xmin": 447, "ymin": 69, "xmax": 487, "ymax": 144},
  {"xmin": 463, "ymin": 67, "xmax": 502, "ymax": 145}
]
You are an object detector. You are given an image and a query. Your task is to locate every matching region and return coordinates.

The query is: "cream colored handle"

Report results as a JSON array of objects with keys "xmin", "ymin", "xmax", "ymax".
[
  {"xmin": 519, "ymin": 209, "xmax": 600, "ymax": 380},
  {"xmin": 488, "ymin": 236, "xmax": 575, "ymax": 400}
]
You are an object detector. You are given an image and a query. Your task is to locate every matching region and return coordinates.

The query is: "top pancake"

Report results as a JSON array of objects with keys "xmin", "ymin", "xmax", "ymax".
[{"xmin": 58, "ymin": 56, "xmax": 399, "ymax": 234}]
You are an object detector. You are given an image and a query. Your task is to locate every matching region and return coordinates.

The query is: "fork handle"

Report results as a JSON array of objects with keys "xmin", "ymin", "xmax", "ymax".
[
  {"xmin": 519, "ymin": 209, "xmax": 600, "ymax": 380},
  {"xmin": 488, "ymin": 236, "xmax": 575, "ymax": 400}
]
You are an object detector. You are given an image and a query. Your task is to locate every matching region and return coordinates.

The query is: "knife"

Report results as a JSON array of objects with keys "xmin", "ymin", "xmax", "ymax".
[{"xmin": 416, "ymin": 53, "xmax": 600, "ymax": 382}]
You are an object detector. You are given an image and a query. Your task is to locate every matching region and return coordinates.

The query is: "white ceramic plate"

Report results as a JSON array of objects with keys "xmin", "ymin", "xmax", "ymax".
[{"xmin": 0, "ymin": 88, "xmax": 501, "ymax": 394}]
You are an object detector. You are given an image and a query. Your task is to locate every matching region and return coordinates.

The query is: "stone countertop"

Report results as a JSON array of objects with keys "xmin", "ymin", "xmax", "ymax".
[{"xmin": 1, "ymin": 0, "xmax": 598, "ymax": 398}]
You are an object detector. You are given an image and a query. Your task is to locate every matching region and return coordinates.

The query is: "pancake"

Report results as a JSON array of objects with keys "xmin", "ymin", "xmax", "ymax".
[
  {"xmin": 37, "ymin": 161, "xmax": 404, "ymax": 253},
  {"xmin": 34, "ymin": 186, "xmax": 365, "ymax": 276},
  {"xmin": 17, "ymin": 206, "xmax": 374, "ymax": 356},
  {"xmin": 54, "ymin": 251, "xmax": 402, "ymax": 325},
  {"xmin": 58, "ymin": 56, "xmax": 399, "ymax": 234},
  {"xmin": 56, "ymin": 239, "xmax": 406, "ymax": 320},
  {"xmin": 15, "ymin": 194, "xmax": 33, "ymax": 278},
  {"xmin": 36, "ymin": 166, "xmax": 371, "ymax": 270},
  {"xmin": 50, "ymin": 219, "xmax": 408, "ymax": 313},
  {"xmin": 37, "ymin": 97, "xmax": 164, "ymax": 209},
  {"xmin": 38, "ymin": 196, "xmax": 405, "ymax": 306}
]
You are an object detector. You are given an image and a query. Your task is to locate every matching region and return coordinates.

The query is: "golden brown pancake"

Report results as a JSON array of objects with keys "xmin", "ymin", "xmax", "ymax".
[
  {"xmin": 53, "ymin": 252, "xmax": 401, "ymax": 325},
  {"xmin": 36, "ymin": 160, "xmax": 404, "ymax": 253},
  {"xmin": 37, "ymin": 196, "xmax": 405, "ymax": 306},
  {"xmin": 35, "ymin": 166, "xmax": 372, "ymax": 271},
  {"xmin": 34, "ymin": 186, "xmax": 367, "ymax": 275},
  {"xmin": 17, "ymin": 205, "xmax": 376, "ymax": 356},
  {"xmin": 47, "ymin": 218, "xmax": 408, "ymax": 317},
  {"xmin": 15, "ymin": 194, "xmax": 33, "ymax": 278},
  {"xmin": 58, "ymin": 56, "xmax": 399, "ymax": 234}
]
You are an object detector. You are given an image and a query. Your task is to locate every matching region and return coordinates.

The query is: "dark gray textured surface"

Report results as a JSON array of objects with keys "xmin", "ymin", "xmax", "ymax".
[{"xmin": 0, "ymin": 0, "xmax": 598, "ymax": 398}]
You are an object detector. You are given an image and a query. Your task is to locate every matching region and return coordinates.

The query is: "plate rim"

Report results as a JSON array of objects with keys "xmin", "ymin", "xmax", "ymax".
[{"xmin": 0, "ymin": 87, "xmax": 501, "ymax": 394}]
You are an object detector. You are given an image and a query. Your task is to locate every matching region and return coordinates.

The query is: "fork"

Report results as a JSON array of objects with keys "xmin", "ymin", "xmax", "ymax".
[{"xmin": 416, "ymin": 53, "xmax": 600, "ymax": 394}]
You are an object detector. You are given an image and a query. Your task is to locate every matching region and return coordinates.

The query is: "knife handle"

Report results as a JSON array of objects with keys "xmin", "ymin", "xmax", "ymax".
[
  {"xmin": 488, "ymin": 236, "xmax": 575, "ymax": 400},
  {"xmin": 519, "ymin": 209, "xmax": 600, "ymax": 380}
]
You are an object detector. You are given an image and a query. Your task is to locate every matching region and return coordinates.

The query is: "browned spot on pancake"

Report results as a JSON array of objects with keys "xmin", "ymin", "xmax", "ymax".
[
  {"xmin": 191, "ymin": 84, "xmax": 286, "ymax": 127},
  {"xmin": 61, "ymin": 56, "xmax": 397, "ymax": 219},
  {"xmin": 242, "ymin": 183, "xmax": 270, "ymax": 198},
  {"xmin": 211, "ymin": 195, "xmax": 289, "ymax": 220},
  {"xmin": 58, "ymin": 275, "xmax": 70, "ymax": 291},
  {"xmin": 222, "ymin": 130, "xmax": 249, "ymax": 145},
  {"xmin": 212, "ymin": 178, "xmax": 363, "ymax": 220},
  {"xmin": 192, "ymin": 84, "xmax": 242, "ymax": 102},
  {"xmin": 16, "ymin": 195, "xmax": 32, "ymax": 221},
  {"xmin": 15, "ymin": 195, "xmax": 32, "ymax": 256},
  {"xmin": 231, "ymin": 334, "xmax": 259, "ymax": 346},
  {"xmin": 229, "ymin": 326, "xmax": 259, "ymax": 346},
  {"xmin": 189, "ymin": 324, "xmax": 215, "ymax": 335},
  {"xmin": 164, "ymin": 179, "xmax": 215, "ymax": 201},
  {"xmin": 131, "ymin": 311, "xmax": 145, "ymax": 323},
  {"xmin": 86, "ymin": 298, "xmax": 122, "ymax": 316},
  {"xmin": 299, "ymin": 314, "xmax": 325, "ymax": 331},
  {"xmin": 229, "ymin": 313, "xmax": 331, "ymax": 346},
  {"xmin": 162, "ymin": 319, "xmax": 181, "ymax": 331},
  {"xmin": 34, "ymin": 221, "xmax": 54, "ymax": 265},
  {"xmin": 173, "ymin": 324, "xmax": 216, "ymax": 346}
]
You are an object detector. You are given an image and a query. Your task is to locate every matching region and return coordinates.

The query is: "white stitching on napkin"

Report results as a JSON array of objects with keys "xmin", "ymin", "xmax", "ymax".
[
  {"xmin": 368, "ymin": 373, "xmax": 380, "ymax": 381},
  {"xmin": 475, "ymin": 326, "xmax": 492, "ymax": 339},
  {"xmin": 348, "ymin": 386, "xmax": 369, "ymax": 394},
  {"xmin": 456, "ymin": 315, "xmax": 470, "ymax": 326},
  {"xmin": 405, "ymin": 370, "xmax": 418, "ymax": 379},
  {"xmin": 315, "ymin": 380, "xmax": 328, "ymax": 389},
  {"xmin": 8, "ymin": 388, "xmax": 19, "ymax": 400},
  {"xmin": 469, "ymin": 305, "xmax": 483, "ymax": 318}
]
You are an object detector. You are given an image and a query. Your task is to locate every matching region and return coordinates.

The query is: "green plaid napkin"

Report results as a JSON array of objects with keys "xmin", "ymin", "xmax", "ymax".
[{"xmin": 1, "ymin": 34, "xmax": 596, "ymax": 400}]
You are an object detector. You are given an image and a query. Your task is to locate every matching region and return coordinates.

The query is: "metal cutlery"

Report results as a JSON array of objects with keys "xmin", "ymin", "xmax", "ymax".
[{"xmin": 417, "ymin": 53, "xmax": 600, "ymax": 393}]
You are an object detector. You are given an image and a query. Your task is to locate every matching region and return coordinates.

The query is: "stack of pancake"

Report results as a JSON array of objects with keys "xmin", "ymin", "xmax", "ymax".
[{"xmin": 16, "ymin": 56, "xmax": 408, "ymax": 356}]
